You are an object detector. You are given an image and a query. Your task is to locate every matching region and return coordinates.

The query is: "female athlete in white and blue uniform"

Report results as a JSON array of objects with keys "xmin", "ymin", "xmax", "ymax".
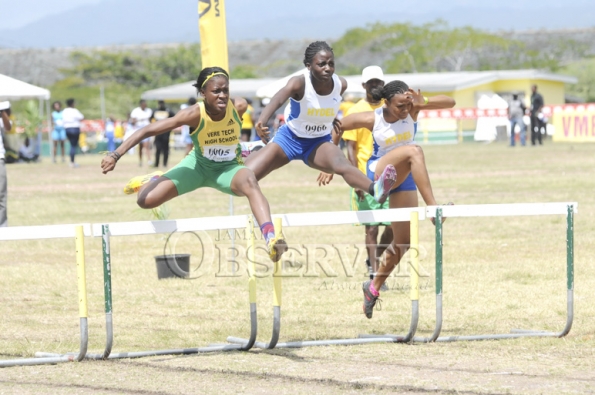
[
  {"xmin": 340, "ymin": 80, "xmax": 456, "ymax": 318},
  {"xmin": 245, "ymin": 41, "xmax": 397, "ymax": 203}
]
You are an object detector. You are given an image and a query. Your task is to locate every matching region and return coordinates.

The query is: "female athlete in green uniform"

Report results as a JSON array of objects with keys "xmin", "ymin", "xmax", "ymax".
[{"xmin": 100, "ymin": 67, "xmax": 286, "ymax": 262}]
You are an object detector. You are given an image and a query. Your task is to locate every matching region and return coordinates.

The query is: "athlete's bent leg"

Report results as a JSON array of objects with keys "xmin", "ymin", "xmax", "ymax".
[
  {"xmin": 309, "ymin": 143, "xmax": 373, "ymax": 191},
  {"xmin": 375, "ymin": 145, "xmax": 437, "ymax": 206},
  {"xmin": 244, "ymin": 143, "xmax": 290, "ymax": 181},
  {"xmin": 136, "ymin": 177, "xmax": 179, "ymax": 209},
  {"xmin": 373, "ymin": 190, "xmax": 418, "ymax": 291}
]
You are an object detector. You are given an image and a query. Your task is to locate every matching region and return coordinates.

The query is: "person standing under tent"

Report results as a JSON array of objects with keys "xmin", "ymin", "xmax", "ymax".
[
  {"xmin": 0, "ymin": 101, "xmax": 12, "ymax": 226},
  {"xmin": 151, "ymin": 100, "xmax": 175, "ymax": 168},
  {"xmin": 530, "ymin": 85, "xmax": 544, "ymax": 146},
  {"xmin": 338, "ymin": 80, "xmax": 456, "ymax": 319},
  {"xmin": 100, "ymin": 67, "xmax": 287, "ymax": 262},
  {"xmin": 180, "ymin": 97, "xmax": 197, "ymax": 155},
  {"xmin": 51, "ymin": 101, "xmax": 66, "ymax": 163},
  {"xmin": 130, "ymin": 99, "xmax": 153, "ymax": 166},
  {"xmin": 508, "ymin": 93, "xmax": 527, "ymax": 147},
  {"xmin": 62, "ymin": 98, "xmax": 84, "ymax": 168},
  {"xmin": 245, "ymin": 41, "xmax": 398, "ymax": 204},
  {"xmin": 240, "ymin": 98, "xmax": 254, "ymax": 142}
]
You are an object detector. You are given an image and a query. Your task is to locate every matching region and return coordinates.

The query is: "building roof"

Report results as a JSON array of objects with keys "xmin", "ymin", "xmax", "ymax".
[
  {"xmin": 142, "ymin": 69, "xmax": 578, "ymax": 100},
  {"xmin": 344, "ymin": 69, "xmax": 578, "ymax": 94}
]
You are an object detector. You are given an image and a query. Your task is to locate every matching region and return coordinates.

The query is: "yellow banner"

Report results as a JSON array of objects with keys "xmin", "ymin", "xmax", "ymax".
[
  {"xmin": 552, "ymin": 104, "xmax": 595, "ymax": 142},
  {"xmin": 198, "ymin": 0, "xmax": 229, "ymax": 70}
]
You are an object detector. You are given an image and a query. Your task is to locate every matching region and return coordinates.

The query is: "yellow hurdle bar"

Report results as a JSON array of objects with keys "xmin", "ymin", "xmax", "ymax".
[
  {"xmin": 410, "ymin": 211, "xmax": 420, "ymax": 301},
  {"xmin": 272, "ymin": 218, "xmax": 283, "ymax": 307},
  {"xmin": 247, "ymin": 217, "xmax": 257, "ymax": 304},
  {"xmin": 75, "ymin": 225, "xmax": 88, "ymax": 318}
]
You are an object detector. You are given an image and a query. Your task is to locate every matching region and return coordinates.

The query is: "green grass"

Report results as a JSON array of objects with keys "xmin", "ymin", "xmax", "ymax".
[{"xmin": 1, "ymin": 141, "xmax": 594, "ymax": 394}]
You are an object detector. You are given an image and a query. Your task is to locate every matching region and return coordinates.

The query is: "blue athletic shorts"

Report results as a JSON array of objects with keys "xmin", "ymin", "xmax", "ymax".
[
  {"xmin": 270, "ymin": 124, "xmax": 331, "ymax": 165},
  {"xmin": 51, "ymin": 129, "xmax": 66, "ymax": 141},
  {"xmin": 367, "ymin": 157, "xmax": 416, "ymax": 194}
]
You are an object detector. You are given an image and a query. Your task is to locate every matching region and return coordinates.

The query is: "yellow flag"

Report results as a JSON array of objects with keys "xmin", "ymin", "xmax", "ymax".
[{"xmin": 198, "ymin": 0, "xmax": 229, "ymax": 71}]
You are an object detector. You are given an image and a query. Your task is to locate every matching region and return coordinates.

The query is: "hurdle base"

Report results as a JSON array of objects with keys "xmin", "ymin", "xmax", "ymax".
[
  {"xmin": 227, "ymin": 336, "xmax": 403, "ymax": 349},
  {"xmin": 35, "ymin": 344, "xmax": 245, "ymax": 360}
]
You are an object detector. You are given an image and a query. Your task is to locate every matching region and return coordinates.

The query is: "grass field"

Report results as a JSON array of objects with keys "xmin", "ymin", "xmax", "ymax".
[{"xmin": 1, "ymin": 141, "xmax": 594, "ymax": 394}]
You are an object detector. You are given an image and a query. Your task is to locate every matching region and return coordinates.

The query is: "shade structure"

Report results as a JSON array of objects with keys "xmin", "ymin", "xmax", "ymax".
[
  {"xmin": 0, "ymin": 74, "xmax": 50, "ymax": 100},
  {"xmin": 141, "ymin": 78, "xmax": 276, "ymax": 101}
]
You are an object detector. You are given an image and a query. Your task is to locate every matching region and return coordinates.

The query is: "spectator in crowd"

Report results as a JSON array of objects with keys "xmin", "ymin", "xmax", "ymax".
[
  {"xmin": 130, "ymin": 99, "xmax": 153, "ymax": 165},
  {"xmin": 105, "ymin": 117, "xmax": 116, "ymax": 152},
  {"xmin": 241, "ymin": 98, "xmax": 254, "ymax": 142},
  {"xmin": 51, "ymin": 101, "xmax": 66, "ymax": 163},
  {"xmin": 151, "ymin": 100, "xmax": 175, "ymax": 168},
  {"xmin": 0, "ymin": 101, "xmax": 12, "ymax": 226},
  {"xmin": 508, "ymin": 93, "xmax": 527, "ymax": 147},
  {"xmin": 19, "ymin": 137, "xmax": 38, "ymax": 162},
  {"xmin": 180, "ymin": 97, "xmax": 197, "ymax": 155},
  {"xmin": 530, "ymin": 85, "xmax": 544, "ymax": 146},
  {"xmin": 62, "ymin": 98, "xmax": 84, "ymax": 168},
  {"xmin": 122, "ymin": 113, "xmax": 135, "ymax": 154}
]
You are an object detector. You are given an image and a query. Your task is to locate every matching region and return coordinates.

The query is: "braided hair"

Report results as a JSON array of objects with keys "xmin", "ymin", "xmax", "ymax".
[
  {"xmin": 193, "ymin": 66, "xmax": 229, "ymax": 93},
  {"xmin": 380, "ymin": 80, "xmax": 409, "ymax": 101},
  {"xmin": 303, "ymin": 41, "xmax": 334, "ymax": 66}
]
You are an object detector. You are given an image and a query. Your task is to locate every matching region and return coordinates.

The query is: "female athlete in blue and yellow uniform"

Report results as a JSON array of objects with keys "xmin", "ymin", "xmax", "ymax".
[
  {"xmin": 100, "ymin": 67, "xmax": 286, "ymax": 262},
  {"xmin": 340, "ymin": 80, "xmax": 455, "ymax": 318},
  {"xmin": 245, "ymin": 41, "xmax": 397, "ymax": 204}
]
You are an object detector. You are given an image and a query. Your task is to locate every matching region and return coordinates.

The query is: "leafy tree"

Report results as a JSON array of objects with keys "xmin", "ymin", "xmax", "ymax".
[
  {"xmin": 333, "ymin": 20, "xmax": 567, "ymax": 74},
  {"xmin": 62, "ymin": 44, "xmax": 201, "ymax": 89},
  {"xmin": 563, "ymin": 58, "xmax": 595, "ymax": 102}
]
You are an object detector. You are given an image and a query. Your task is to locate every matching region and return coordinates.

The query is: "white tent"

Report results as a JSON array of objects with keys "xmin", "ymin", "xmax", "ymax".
[
  {"xmin": 0, "ymin": 74, "xmax": 51, "ymax": 159},
  {"xmin": 0, "ymin": 74, "xmax": 50, "ymax": 100},
  {"xmin": 474, "ymin": 92, "xmax": 510, "ymax": 142},
  {"xmin": 255, "ymin": 69, "xmax": 308, "ymax": 98},
  {"xmin": 142, "ymin": 78, "xmax": 277, "ymax": 101}
]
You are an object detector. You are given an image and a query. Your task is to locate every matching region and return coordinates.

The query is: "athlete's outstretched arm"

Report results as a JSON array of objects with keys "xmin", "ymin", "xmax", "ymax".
[
  {"xmin": 255, "ymin": 75, "xmax": 304, "ymax": 142},
  {"xmin": 409, "ymin": 89, "xmax": 456, "ymax": 121},
  {"xmin": 340, "ymin": 111, "xmax": 375, "ymax": 133},
  {"xmin": 101, "ymin": 106, "xmax": 202, "ymax": 174}
]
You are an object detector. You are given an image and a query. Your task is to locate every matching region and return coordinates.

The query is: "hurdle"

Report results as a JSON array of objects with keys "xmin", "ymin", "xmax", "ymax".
[
  {"xmin": 423, "ymin": 202, "xmax": 576, "ymax": 342},
  {"xmin": 228, "ymin": 208, "xmax": 426, "ymax": 349},
  {"xmin": 0, "ymin": 225, "xmax": 92, "ymax": 367},
  {"xmin": 37, "ymin": 216, "xmax": 259, "ymax": 360}
]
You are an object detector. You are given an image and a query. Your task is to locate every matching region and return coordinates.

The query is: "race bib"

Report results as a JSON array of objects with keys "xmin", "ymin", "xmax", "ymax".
[{"xmin": 202, "ymin": 145, "xmax": 236, "ymax": 162}]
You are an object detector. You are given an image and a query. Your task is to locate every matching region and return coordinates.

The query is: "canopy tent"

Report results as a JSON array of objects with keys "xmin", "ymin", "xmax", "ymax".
[
  {"xmin": 256, "ymin": 69, "xmax": 578, "ymax": 98},
  {"xmin": 141, "ymin": 78, "xmax": 277, "ymax": 101},
  {"xmin": 0, "ymin": 74, "xmax": 51, "ymax": 159},
  {"xmin": 255, "ymin": 69, "xmax": 308, "ymax": 99},
  {"xmin": 0, "ymin": 74, "xmax": 50, "ymax": 100}
]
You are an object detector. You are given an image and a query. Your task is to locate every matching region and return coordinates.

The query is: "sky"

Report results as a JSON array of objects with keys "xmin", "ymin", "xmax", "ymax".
[{"xmin": 1, "ymin": 0, "xmax": 594, "ymax": 48}]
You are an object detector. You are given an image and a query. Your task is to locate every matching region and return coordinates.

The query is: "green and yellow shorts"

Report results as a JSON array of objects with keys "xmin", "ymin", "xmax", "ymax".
[
  {"xmin": 164, "ymin": 150, "xmax": 245, "ymax": 196},
  {"xmin": 349, "ymin": 188, "xmax": 391, "ymax": 226}
]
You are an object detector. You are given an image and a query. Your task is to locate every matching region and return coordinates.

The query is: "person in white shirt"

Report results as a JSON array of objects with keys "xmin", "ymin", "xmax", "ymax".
[
  {"xmin": 62, "ymin": 98, "xmax": 84, "ymax": 167},
  {"xmin": 0, "ymin": 101, "xmax": 12, "ymax": 226},
  {"xmin": 130, "ymin": 99, "xmax": 153, "ymax": 166}
]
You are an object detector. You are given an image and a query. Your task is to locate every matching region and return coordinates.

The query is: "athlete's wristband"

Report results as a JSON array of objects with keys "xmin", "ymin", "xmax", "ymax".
[{"xmin": 423, "ymin": 96, "xmax": 429, "ymax": 105}]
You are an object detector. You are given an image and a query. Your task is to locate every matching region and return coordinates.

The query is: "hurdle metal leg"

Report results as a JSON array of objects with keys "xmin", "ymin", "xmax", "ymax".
[
  {"xmin": 2, "ymin": 226, "xmax": 89, "ymax": 367},
  {"xmin": 230, "ymin": 212, "xmax": 423, "ymax": 349},
  {"xmin": 40, "ymin": 220, "xmax": 261, "ymax": 361},
  {"xmin": 429, "ymin": 204, "xmax": 575, "ymax": 342},
  {"xmin": 359, "ymin": 211, "xmax": 422, "ymax": 343},
  {"xmin": 413, "ymin": 207, "xmax": 443, "ymax": 343}
]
